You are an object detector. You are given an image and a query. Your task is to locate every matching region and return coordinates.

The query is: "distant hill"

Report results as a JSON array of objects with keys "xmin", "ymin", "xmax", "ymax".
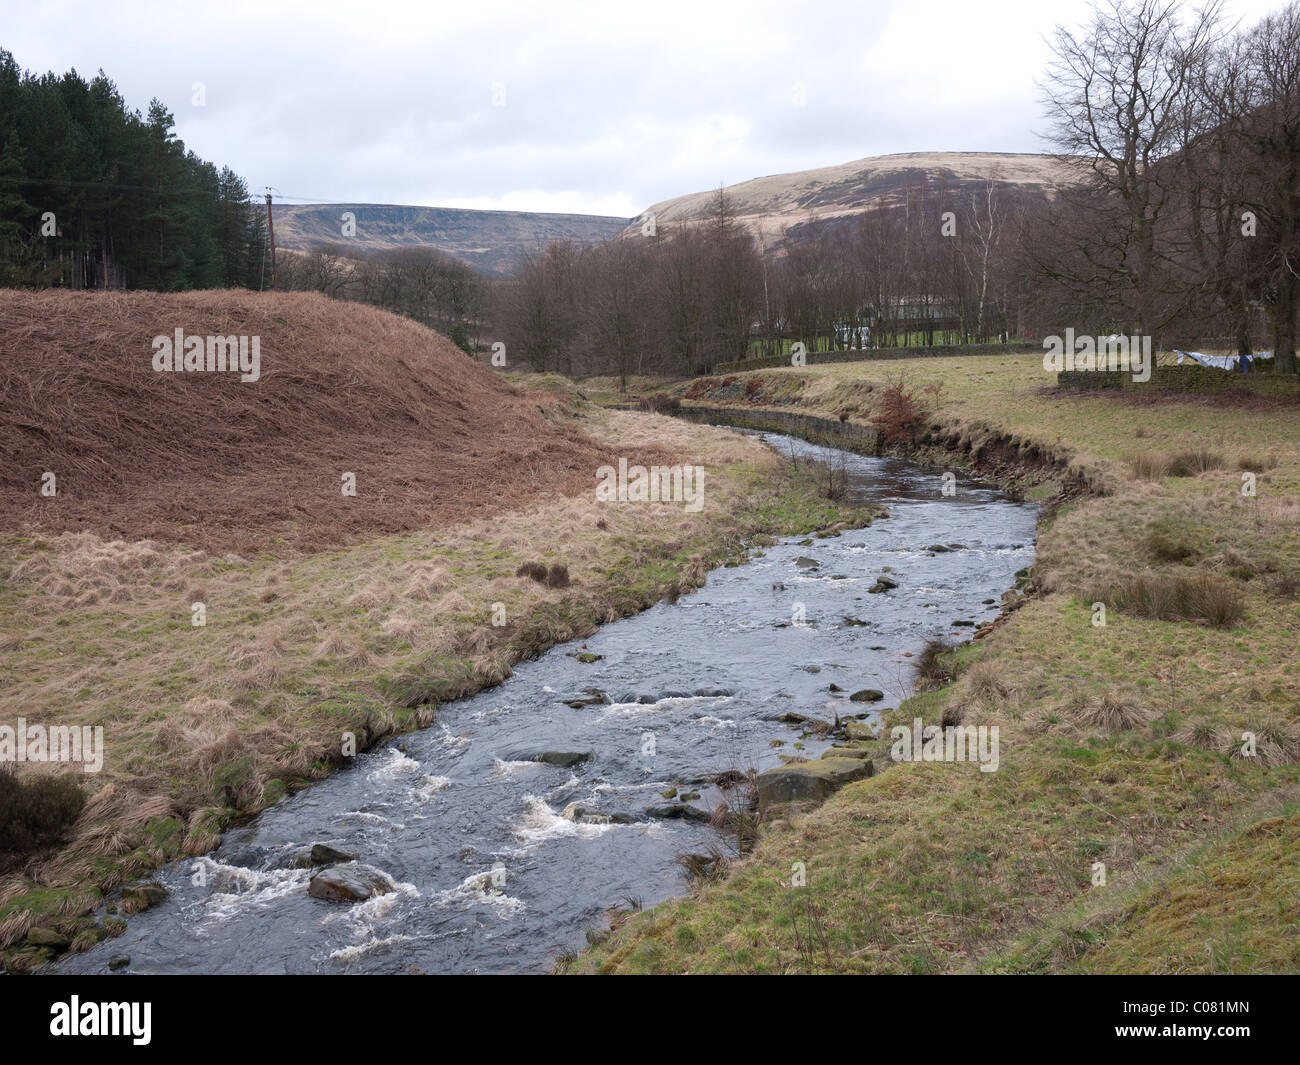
[
  {"xmin": 626, "ymin": 151, "xmax": 1078, "ymax": 248},
  {"xmin": 269, "ymin": 153, "xmax": 1077, "ymax": 274},
  {"xmin": 271, "ymin": 203, "xmax": 629, "ymax": 274}
]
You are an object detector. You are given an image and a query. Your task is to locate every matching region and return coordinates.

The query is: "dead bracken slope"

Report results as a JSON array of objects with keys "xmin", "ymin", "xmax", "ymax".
[{"xmin": 0, "ymin": 289, "xmax": 625, "ymax": 553}]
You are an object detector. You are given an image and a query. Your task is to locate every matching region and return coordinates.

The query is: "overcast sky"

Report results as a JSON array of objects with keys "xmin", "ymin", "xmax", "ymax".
[{"xmin": 1, "ymin": 0, "xmax": 1285, "ymax": 217}]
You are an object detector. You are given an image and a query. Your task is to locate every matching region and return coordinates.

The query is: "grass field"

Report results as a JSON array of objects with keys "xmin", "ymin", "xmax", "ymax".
[{"xmin": 572, "ymin": 354, "xmax": 1300, "ymax": 974}]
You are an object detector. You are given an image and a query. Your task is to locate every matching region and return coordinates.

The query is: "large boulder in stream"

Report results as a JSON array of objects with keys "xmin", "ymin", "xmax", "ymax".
[
  {"xmin": 526, "ymin": 751, "xmax": 593, "ymax": 767},
  {"xmin": 645, "ymin": 803, "xmax": 714, "ymax": 824},
  {"xmin": 500, "ymin": 748, "xmax": 594, "ymax": 767},
  {"xmin": 844, "ymin": 720, "xmax": 877, "ymax": 741},
  {"xmin": 756, "ymin": 757, "xmax": 874, "ymax": 819},
  {"xmin": 561, "ymin": 803, "xmax": 641, "ymax": 825},
  {"xmin": 308, "ymin": 862, "xmax": 396, "ymax": 903}
]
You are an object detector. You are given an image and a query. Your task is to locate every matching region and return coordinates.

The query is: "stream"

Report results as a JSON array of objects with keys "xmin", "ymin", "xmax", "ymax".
[{"xmin": 54, "ymin": 430, "xmax": 1038, "ymax": 974}]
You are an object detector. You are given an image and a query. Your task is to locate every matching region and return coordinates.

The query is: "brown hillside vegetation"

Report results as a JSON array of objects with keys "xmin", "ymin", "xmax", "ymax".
[{"xmin": 0, "ymin": 290, "xmax": 634, "ymax": 553}]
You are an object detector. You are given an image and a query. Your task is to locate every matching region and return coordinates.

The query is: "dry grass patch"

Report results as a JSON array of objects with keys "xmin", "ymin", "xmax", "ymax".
[{"xmin": 1089, "ymin": 571, "xmax": 1246, "ymax": 629}]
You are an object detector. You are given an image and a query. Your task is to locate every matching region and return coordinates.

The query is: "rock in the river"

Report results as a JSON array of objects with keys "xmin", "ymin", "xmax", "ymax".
[
  {"xmin": 560, "ymin": 803, "xmax": 640, "ymax": 825},
  {"xmin": 285, "ymin": 841, "xmax": 360, "ymax": 868},
  {"xmin": 845, "ymin": 720, "xmax": 877, "ymax": 740},
  {"xmin": 849, "ymin": 689, "xmax": 885, "ymax": 703},
  {"xmin": 26, "ymin": 926, "xmax": 70, "ymax": 948},
  {"xmin": 308, "ymin": 862, "xmax": 396, "ymax": 903},
  {"xmin": 526, "ymin": 750, "xmax": 593, "ymax": 767},
  {"xmin": 825, "ymin": 744, "xmax": 873, "ymax": 759},
  {"xmin": 868, "ymin": 576, "xmax": 898, "ymax": 593},
  {"xmin": 757, "ymin": 757, "xmax": 874, "ymax": 818},
  {"xmin": 108, "ymin": 955, "xmax": 131, "ymax": 971},
  {"xmin": 645, "ymin": 803, "xmax": 714, "ymax": 824},
  {"xmin": 795, "ymin": 556, "xmax": 820, "ymax": 569},
  {"xmin": 311, "ymin": 842, "xmax": 358, "ymax": 866},
  {"xmin": 119, "ymin": 881, "xmax": 168, "ymax": 914}
]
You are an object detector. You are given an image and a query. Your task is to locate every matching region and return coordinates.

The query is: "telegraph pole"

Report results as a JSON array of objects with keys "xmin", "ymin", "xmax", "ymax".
[{"xmin": 264, "ymin": 189, "xmax": 277, "ymax": 291}]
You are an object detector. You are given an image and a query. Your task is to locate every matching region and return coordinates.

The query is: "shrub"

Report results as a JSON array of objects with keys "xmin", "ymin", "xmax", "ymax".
[
  {"xmin": 515, "ymin": 561, "xmax": 547, "ymax": 582},
  {"xmin": 0, "ymin": 768, "xmax": 85, "ymax": 855},
  {"xmin": 871, "ymin": 375, "xmax": 928, "ymax": 446},
  {"xmin": 545, "ymin": 564, "xmax": 571, "ymax": 589},
  {"xmin": 449, "ymin": 323, "xmax": 473, "ymax": 356},
  {"xmin": 639, "ymin": 394, "xmax": 681, "ymax": 415}
]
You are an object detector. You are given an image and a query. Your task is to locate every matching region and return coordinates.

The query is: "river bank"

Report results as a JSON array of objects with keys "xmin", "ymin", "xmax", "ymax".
[{"xmin": 573, "ymin": 357, "xmax": 1300, "ymax": 974}]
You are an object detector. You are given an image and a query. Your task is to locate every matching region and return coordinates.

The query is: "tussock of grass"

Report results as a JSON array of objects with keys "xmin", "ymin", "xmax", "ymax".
[
  {"xmin": 1088, "ymin": 572, "xmax": 1245, "ymax": 628},
  {"xmin": 1070, "ymin": 690, "xmax": 1153, "ymax": 732},
  {"xmin": 1173, "ymin": 717, "xmax": 1224, "ymax": 751},
  {"xmin": 1236, "ymin": 452, "xmax": 1279, "ymax": 472},
  {"xmin": 1128, "ymin": 453, "xmax": 1169, "ymax": 480},
  {"xmin": 912, "ymin": 638, "xmax": 953, "ymax": 692},
  {"xmin": 962, "ymin": 659, "xmax": 1019, "ymax": 706},
  {"xmin": 1166, "ymin": 448, "xmax": 1226, "ymax": 476}
]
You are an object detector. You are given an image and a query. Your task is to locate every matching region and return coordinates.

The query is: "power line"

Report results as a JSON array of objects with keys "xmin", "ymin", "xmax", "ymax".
[{"xmin": 0, "ymin": 174, "xmax": 375, "ymax": 207}]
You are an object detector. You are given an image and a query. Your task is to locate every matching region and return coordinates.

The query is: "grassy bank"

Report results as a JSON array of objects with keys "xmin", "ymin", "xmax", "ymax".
[
  {"xmin": 0, "ymin": 406, "xmax": 871, "ymax": 972},
  {"xmin": 573, "ymin": 356, "xmax": 1300, "ymax": 974}
]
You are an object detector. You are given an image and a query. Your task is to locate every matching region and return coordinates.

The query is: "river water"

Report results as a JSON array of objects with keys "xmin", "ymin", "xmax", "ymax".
[{"xmin": 55, "ymin": 431, "xmax": 1037, "ymax": 974}]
